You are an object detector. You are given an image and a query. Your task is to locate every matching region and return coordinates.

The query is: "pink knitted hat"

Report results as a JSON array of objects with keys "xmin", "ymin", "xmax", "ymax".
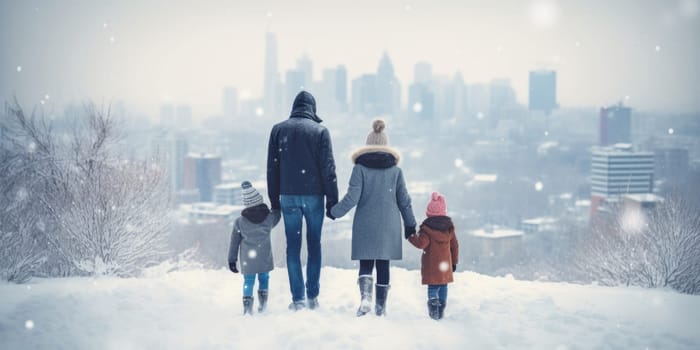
[{"xmin": 426, "ymin": 192, "xmax": 447, "ymax": 217}]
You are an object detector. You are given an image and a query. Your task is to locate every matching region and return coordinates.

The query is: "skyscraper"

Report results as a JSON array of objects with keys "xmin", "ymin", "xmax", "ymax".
[
  {"xmin": 414, "ymin": 61, "xmax": 432, "ymax": 85},
  {"xmin": 320, "ymin": 65, "xmax": 348, "ymax": 114},
  {"xmin": 590, "ymin": 144, "xmax": 654, "ymax": 217},
  {"xmin": 296, "ymin": 54, "xmax": 313, "ymax": 90},
  {"xmin": 599, "ymin": 104, "xmax": 631, "ymax": 146},
  {"xmin": 528, "ymin": 70, "xmax": 557, "ymax": 114},
  {"xmin": 489, "ymin": 79, "xmax": 517, "ymax": 126},
  {"xmin": 375, "ymin": 52, "xmax": 401, "ymax": 116},
  {"xmin": 351, "ymin": 74, "xmax": 378, "ymax": 116},
  {"xmin": 183, "ymin": 153, "xmax": 222, "ymax": 202},
  {"xmin": 264, "ymin": 32, "xmax": 280, "ymax": 118},
  {"xmin": 335, "ymin": 65, "xmax": 347, "ymax": 112},
  {"xmin": 285, "ymin": 69, "xmax": 306, "ymax": 110},
  {"xmin": 174, "ymin": 105, "xmax": 193, "ymax": 129}
]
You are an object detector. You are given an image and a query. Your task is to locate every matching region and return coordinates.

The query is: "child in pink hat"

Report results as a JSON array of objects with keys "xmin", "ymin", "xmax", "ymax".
[{"xmin": 407, "ymin": 191, "xmax": 459, "ymax": 320}]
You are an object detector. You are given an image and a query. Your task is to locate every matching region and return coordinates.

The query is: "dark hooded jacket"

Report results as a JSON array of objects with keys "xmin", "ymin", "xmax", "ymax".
[
  {"xmin": 267, "ymin": 91, "xmax": 338, "ymax": 211},
  {"xmin": 408, "ymin": 216, "xmax": 459, "ymax": 285}
]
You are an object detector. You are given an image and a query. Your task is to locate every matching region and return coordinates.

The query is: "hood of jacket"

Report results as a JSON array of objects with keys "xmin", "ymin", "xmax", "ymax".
[
  {"xmin": 421, "ymin": 216, "xmax": 454, "ymax": 242},
  {"xmin": 241, "ymin": 203, "xmax": 270, "ymax": 224},
  {"xmin": 289, "ymin": 91, "xmax": 322, "ymax": 123},
  {"xmin": 351, "ymin": 145, "xmax": 401, "ymax": 169}
]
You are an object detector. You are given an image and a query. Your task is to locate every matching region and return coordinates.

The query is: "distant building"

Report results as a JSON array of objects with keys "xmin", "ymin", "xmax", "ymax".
[
  {"xmin": 160, "ymin": 104, "xmax": 175, "ymax": 128},
  {"xmin": 150, "ymin": 134, "xmax": 188, "ymax": 192},
  {"xmin": 408, "ymin": 82, "xmax": 434, "ymax": 119},
  {"xmin": 528, "ymin": 70, "xmax": 557, "ymax": 115},
  {"xmin": 375, "ymin": 52, "xmax": 401, "ymax": 116},
  {"xmin": 182, "ymin": 202, "xmax": 243, "ymax": 225},
  {"xmin": 175, "ymin": 105, "xmax": 193, "ymax": 129},
  {"xmin": 468, "ymin": 226, "xmax": 525, "ymax": 272},
  {"xmin": 654, "ymin": 148, "xmax": 689, "ymax": 180},
  {"xmin": 414, "ymin": 61, "xmax": 432, "ymax": 85},
  {"xmin": 183, "ymin": 153, "xmax": 222, "ymax": 202},
  {"xmin": 296, "ymin": 54, "xmax": 313, "ymax": 91},
  {"xmin": 351, "ymin": 74, "xmax": 378, "ymax": 116},
  {"xmin": 489, "ymin": 79, "xmax": 517, "ymax": 126},
  {"xmin": 285, "ymin": 69, "xmax": 306, "ymax": 109},
  {"xmin": 590, "ymin": 144, "xmax": 654, "ymax": 218},
  {"xmin": 319, "ymin": 65, "xmax": 348, "ymax": 114},
  {"xmin": 599, "ymin": 104, "xmax": 631, "ymax": 146}
]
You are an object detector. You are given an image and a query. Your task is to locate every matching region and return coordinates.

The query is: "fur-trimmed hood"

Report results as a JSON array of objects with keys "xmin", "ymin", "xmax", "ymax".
[{"xmin": 351, "ymin": 145, "xmax": 401, "ymax": 165}]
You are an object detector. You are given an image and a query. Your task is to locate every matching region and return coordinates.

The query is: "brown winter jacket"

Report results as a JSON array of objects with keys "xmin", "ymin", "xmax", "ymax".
[{"xmin": 408, "ymin": 216, "xmax": 459, "ymax": 285}]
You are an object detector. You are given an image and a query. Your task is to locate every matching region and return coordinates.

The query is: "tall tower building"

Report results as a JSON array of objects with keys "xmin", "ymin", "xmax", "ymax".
[
  {"xmin": 528, "ymin": 70, "xmax": 557, "ymax": 115},
  {"xmin": 296, "ymin": 54, "xmax": 313, "ymax": 90},
  {"xmin": 414, "ymin": 61, "xmax": 432, "ymax": 84},
  {"xmin": 285, "ymin": 69, "xmax": 306, "ymax": 111},
  {"xmin": 599, "ymin": 104, "xmax": 631, "ymax": 146},
  {"xmin": 183, "ymin": 153, "xmax": 222, "ymax": 202},
  {"xmin": 375, "ymin": 52, "xmax": 401, "ymax": 116},
  {"xmin": 351, "ymin": 74, "xmax": 378, "ymax": 116},
  {"xmin": 264, "ymin": 32, "xmax": 280, "ymax": 118},
  {"xmin": 590, "ymin": 144, "xmax": 654, "ymax": 217}
]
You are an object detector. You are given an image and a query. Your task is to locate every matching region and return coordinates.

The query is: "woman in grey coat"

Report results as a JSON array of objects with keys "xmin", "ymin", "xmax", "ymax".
[{"xmin": 330, "ymin": 119, "xmax": 416, "ymax": 317}]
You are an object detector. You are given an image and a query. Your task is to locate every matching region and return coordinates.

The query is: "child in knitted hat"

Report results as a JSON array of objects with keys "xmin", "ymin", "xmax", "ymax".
[
  {"xmin": 228, "ymin": 181, "xmax": 281, "ymax": 315},
  {"xmin": 406, "ymin": 191, "xmax": 459, "ymax": 320}
]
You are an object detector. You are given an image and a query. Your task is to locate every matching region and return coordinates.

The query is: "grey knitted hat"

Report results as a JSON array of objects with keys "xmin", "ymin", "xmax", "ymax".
[
  {"xmin": 241, "ymin": 181, "xmax": 264, "ymax": 208},
  {"xmin": 366, "ymin": 119, "xmax": 388, "ymax": 146}
]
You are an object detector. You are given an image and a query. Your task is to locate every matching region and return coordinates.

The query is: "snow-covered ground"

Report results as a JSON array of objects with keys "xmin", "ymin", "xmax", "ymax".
[{"xmin": 1, "ymin": 267, "xmax": 699, "ymax": 350}]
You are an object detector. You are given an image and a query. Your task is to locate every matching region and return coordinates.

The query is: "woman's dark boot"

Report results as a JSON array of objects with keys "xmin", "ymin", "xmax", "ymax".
[{"xmin": 375, "ymin": 284, "xmax": 390, "ymax": 316}]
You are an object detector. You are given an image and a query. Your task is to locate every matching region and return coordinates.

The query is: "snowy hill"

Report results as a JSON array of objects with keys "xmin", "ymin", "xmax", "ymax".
[{"xmin": 1, "ymin": 267, "xmax": 699, "ymax": 349}]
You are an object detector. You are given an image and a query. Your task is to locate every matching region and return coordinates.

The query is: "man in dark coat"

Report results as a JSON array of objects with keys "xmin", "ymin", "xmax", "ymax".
[{"xmin": 267, "ymin": 91, "xmax": 338, "ymax": 310}]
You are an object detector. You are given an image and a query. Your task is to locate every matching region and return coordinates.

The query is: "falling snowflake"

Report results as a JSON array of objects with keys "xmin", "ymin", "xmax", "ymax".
[
  {"xmin": 25, "ymin": 320, "xmax": 34, "ymax": 330},
  {"xmin": 534, "ymin": 181, "xmax": 544, "ymax": 191},
  {"xmin": 438, "ymin": 261, "xmax": 449, "ymax": 272},
  {"xmin": 27, "ymin": 142, "xmax": 37, "ymax": 153},
  {"xmin": 404, "ymin": 4, "xmax": 412, "ymax": 12},
  {"xmin": 40, "ymin": 100, "xmax": 45, "ymax": 105},
  {"xmin": 496, "ymin": 44, "xmax": 504, "ymax": 53},
  {"xmin": 248, "ymin": 250, "xmax": 257, "ymax": 259},
  {"xmin": 668, "ymin": 128, "xmax": 674, "ymax": 135},
  {"xmin": 301, "ymin": 169, "xmax": 306, "ymax": 174},
  {"xmin": 44, "ymin": 94, "xmax": 50, "ymax": 100},
  {"xmin": 476, "ymin": 112, "xmax": 485, "ymax": 120},
  {"xmin": 255, "ymin": 107, "xmax": 264, "ymax": 116},
  {"xmin": 544, "ymin": 131, "xmax": 549, "ymax": 136},
  {"xmin": 454, "ymin": 158, "xmax": 464, "ymax": 168},
  {"xmin": 655, "ymin": 45, "xmax": 661, "ymax": 52},
  {"xmin": 103, "ymin": 22, "xmax": 108, "ymax": 28},
  {"xmin": 266, "ymin": 11, "xmax": 272, "ymax": 17},
  {"xmin": 412, "ymin": 102, "xmax": 423, "ymax": 113},
  {"xmin": 16, "ymin": 187, "xmax": 28, "ymax": 201},
  {"xmin": 109, "ymin": 36, "xmax": 115, "ymax": 43},
  {"xmin": 16, "ymin": 66, "xmax": 22, "ymax": 72}
]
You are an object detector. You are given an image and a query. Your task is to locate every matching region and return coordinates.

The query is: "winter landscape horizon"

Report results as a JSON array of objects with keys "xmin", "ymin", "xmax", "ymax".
[{"xmin": 2, "ymin": 1, "xmax": 699, "ymax": 349}]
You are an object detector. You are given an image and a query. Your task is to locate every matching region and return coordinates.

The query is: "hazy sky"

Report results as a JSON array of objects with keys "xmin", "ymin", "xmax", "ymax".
[{"xmin": 1, "ymin": 0, "xmax": 699, "ymax": 118}]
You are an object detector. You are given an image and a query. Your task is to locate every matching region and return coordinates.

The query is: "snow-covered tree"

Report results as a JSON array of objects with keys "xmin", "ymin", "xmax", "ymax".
[
  {"xmin": 0, "ymin": 100, "xmax": 171, "ymax": 280},
  {"xmin": 576, "ymin": 197, "xmax": 700, "ymax": 294}
]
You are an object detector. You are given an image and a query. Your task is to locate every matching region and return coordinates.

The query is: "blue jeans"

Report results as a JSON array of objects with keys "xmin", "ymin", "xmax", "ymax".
[
  {"xmin": 280, "ymin": 195, "xmax": 324, "ymax": 302},
  {"xmin": 428, "ymin": 284, "xmax": 448, "ymax": 303},
  {"xmin": 243, "ymin": 272, "xmax": 270, "ymax": 297}
]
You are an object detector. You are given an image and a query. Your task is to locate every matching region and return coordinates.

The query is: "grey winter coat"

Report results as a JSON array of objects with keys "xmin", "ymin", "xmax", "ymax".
[
  {"xmin": 228, "ymin": 205, "xmax": 281, "ymax": 274},
  {"xmin": 330, "ymin": 146, "xmax": 416, "ymax": 260}
]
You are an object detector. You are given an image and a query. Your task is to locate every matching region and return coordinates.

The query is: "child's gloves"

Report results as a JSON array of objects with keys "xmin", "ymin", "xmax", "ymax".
[
  {"xmin": 229, "ymin": 261, "xmax": 239, "ymax": 273},
  {"xmin": 452, "ymin": 264, "xmax": 457, "ymax": 272},
  {"xmin": 404, "ymin": 226, "xmax": 416, "ymax": 239}
]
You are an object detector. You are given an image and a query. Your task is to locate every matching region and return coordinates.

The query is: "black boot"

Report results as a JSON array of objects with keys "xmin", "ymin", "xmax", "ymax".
[
  {"xmin": 243, "ymin": 296, "xmax": 254, "ymax": 315},
  {"xmin": 428, "ymin": 298, "xmax": 440, "ymax": 320},
  {"xmin": 356, "ymin": 275, "xmax": 373, "ymax": 317},
  {"xmin": 438, "ymin": 300, "xmax": 447, "ymax": 320},
  {"xmin": 257, "ymin": 290, "xmax": 268, "ymax": 313},
  {"xmin": 375, "ymin": 284, "xmax": 390, "ymax": 316}
]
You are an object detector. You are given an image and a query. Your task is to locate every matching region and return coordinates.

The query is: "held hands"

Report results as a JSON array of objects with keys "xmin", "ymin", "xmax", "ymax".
[
  {"xmin": 404, "ymin": 226, "xmax": 416, "ymax": 239},
  {"xmin": 326, "ymin": 209, "xmax": 336, "ymax": 220},
  {"xmin": 229, "ymin": 261, "xmax": 239, "ymax": 273}
]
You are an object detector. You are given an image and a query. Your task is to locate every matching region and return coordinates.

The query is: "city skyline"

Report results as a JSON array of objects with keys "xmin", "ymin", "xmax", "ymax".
[{"xmin": 2, "ymin": 0, "xmax": 700, "ymax": 118}]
